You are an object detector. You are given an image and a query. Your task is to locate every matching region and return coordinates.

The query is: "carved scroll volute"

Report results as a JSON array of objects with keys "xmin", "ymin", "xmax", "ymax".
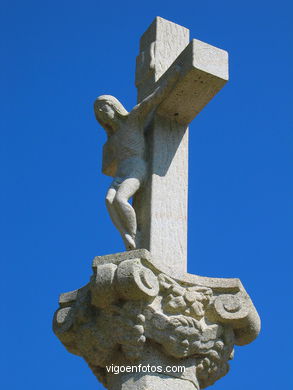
[
  {"xmin": 90, "ymin": 259, "xmax": 159, "ymax": 308},
  {"xmin": 208, "ymin": 292, "xmax": 261, "ymax": 346},
  {"xmin": 213, "ymin": 293, "xmax": 250, "ymax": 322},
  {"xmin": 90, "ymin": 263, "xmax": 118, "ymax": 308},
  {"xmin": 116, "ymin": 259, "xmax": 159, "ymax": 300},
  {"xmin": 53, "ymin": 288, "xmax": 87, "ymax": 357}
]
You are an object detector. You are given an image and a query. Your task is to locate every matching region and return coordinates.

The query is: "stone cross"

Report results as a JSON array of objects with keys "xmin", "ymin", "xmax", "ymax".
[
  {"xmin": 99, "ymin": 16, "xmax": 228, "ymax": 274},
  {"xmin": 53, "ymin": 17, "xmax": 260, "ymax": 390},
  {"xmin": 133, "ymin": 17, "xmax": 228, "ymax": 273}
]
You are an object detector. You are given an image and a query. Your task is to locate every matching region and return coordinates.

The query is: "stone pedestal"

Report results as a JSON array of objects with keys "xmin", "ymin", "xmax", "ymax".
[
  {"xmin": 108, "ymin": 375, "xmax": 195, "ymax": 390},
  {"xmin": 53, "ymin": 249, "xmax": 260, "ymax": 389},
  {"xmin": 104, "ymin": 342, "xmax": 199, "ymax": 390}
]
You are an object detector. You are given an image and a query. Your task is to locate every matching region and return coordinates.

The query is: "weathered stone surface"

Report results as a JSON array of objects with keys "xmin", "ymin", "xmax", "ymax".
[
  {"xmin": 94, "ymin": 17, "xmax": 228, "ymax": 272},
  {"xmin": 105, "ymin": 343, "xmax": 198, "ymax": 389},
  {"xmin": 133, "ymin": 19, "xmax": 228, "ymax": 273},
  {"xmin": 54, "ymin": 16, "xmax": 260, "ymax": 390},
  {"xmin": 157, "ymin": 38, "xmax": 228, "ymax": 124},
  {"xmin": 94, "ymin": 66, "xmax": 180, "ymax": 252},
  {"xmin": 136, "ymin": 16, "xmax": 190, "ymax": 101},
  {"xmin": 53, "ymin": 249, "xmax": 260, "ymax": 389},
  {"xmin": 108, "ymin": 374, "xmax": 196, "ymax": 390},
  {"xmin": 134, "ymin": 17, "xmax": 190, "ymax": 273}
]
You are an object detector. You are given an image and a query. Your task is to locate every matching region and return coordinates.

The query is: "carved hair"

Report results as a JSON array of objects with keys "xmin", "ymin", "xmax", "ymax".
[{"xmin": 94, "ymin": 95, "xmax": 128, "ymax": 117}]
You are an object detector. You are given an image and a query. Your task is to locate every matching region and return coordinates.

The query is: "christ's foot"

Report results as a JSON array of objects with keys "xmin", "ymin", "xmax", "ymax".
[{"xmin": 124, "ymin": 234, "xmax": 136, "ymax": 251}]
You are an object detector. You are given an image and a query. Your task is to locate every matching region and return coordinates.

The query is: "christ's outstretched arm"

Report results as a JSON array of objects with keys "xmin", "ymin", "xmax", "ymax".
[{"xmin": 131, "ymin": 65, "xmax": 181, "ymax": 120}]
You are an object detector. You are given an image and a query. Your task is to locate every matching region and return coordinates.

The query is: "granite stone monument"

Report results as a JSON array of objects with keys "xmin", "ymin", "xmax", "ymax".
[{"xmin": 53, "ymin": 17, "xmax": 260, "ymax": 390}]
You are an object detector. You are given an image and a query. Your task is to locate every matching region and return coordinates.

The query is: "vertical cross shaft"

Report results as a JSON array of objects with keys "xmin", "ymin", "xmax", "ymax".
[
  {"xmin": 133, "ymin": 17, "xmax": 228, "ymax": 274},
  {"xmin": 134, "ymin": 17, "xmax": 190, "ymax": 274}
]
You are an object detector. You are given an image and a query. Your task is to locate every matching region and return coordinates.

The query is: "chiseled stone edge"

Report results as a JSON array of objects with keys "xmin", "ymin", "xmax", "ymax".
[
  {"xmin": 93, "ymin": 249, "xmax": 240, "ymax": 291},
  {"xmin": 92, "ymin": 249, "xmax": 260, "ymax": 345}
]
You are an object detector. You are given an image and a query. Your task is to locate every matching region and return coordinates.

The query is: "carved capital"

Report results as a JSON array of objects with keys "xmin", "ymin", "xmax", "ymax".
[{"xmin": 53, "ymin": 249, "xmax": 260, "ymax": 389}]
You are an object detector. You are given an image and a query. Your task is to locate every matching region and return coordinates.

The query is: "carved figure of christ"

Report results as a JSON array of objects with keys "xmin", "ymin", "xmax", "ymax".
[
  {"xmin": 94, "ymin": 67, "xmax": 180, "ymax": 250},
  {"xmin": 95, "ymin": 17, "xmax": 228, "ymax": 272}
]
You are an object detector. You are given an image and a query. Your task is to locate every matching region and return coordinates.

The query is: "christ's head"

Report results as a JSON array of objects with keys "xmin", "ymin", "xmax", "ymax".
[{"xmin": 94, "ymin": 95, "xmax": 128, "ymax": 134}]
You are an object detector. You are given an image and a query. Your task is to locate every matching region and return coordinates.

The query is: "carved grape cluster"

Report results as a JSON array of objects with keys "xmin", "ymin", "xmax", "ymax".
[{"xmin": 159, "ymin": 274, "xmax": 212, "ymax": 319}]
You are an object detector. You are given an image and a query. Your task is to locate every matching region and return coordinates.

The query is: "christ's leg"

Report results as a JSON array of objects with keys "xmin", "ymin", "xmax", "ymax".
[
  {"xmin": 105, "ymin": 187, "xmax": 127, "ymax": 242},
  {"xmin": 113, "ymin": 177, "xmax": 140, "ymax": 250}
]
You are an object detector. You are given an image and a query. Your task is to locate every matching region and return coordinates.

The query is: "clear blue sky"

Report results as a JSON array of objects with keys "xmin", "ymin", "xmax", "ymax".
[{"xmin": 1, "ymin": 1, "xmax": 292, "ymax": 389}]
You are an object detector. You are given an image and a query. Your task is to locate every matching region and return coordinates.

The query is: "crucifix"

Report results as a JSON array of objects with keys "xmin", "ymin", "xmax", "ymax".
[
  {"xmin": 95, "ymin": 17, "xmax": 228, "ymax": 274},
  {"xmin": 53, "ymin": 17, "xmax": 260, "ymax": 390}
]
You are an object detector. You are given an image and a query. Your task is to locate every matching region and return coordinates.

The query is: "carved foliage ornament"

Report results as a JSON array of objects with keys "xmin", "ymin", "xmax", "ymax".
[{"xmin": 53, "ymin": 250, "xmax": 259, "ymax": 389}]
